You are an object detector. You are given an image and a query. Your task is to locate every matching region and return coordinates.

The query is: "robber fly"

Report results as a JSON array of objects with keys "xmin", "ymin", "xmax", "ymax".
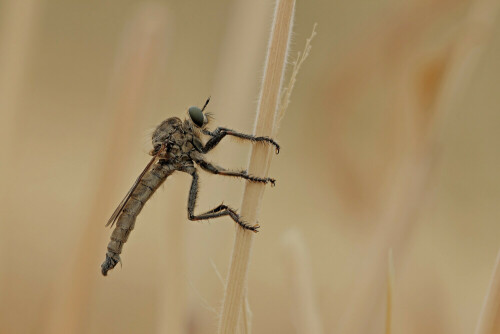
[{"xmin": 101, "ymin": 98, "xmax": 279, "ymax": 276}]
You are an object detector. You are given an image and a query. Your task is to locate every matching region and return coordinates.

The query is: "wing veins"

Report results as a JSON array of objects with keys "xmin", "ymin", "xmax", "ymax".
[{"xmin": 106, "ymin": 147, "xmax": 165, "ymax": 228}]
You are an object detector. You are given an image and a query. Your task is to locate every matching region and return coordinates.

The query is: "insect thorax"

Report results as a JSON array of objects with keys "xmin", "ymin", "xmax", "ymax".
[{"xmin": 152, "ymin": 117, "xmax": 202, "ymax": 163}]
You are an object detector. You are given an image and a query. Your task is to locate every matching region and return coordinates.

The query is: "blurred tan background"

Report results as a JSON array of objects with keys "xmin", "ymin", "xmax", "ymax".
[{"xmin": 1, "ymin": 0, "xmax": 500, "ymax": 333}]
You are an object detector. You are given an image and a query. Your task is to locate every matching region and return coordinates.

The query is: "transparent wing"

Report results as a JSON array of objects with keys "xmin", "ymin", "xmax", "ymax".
[{"xmin": 106, "ymin": 146, "xmax": 165, "ymax": 228}]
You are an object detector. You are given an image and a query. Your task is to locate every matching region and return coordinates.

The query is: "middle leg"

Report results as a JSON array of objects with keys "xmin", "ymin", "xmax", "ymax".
[{"xmin": 192, "ymin": 155, "xmax": 276, "ymax": 186}]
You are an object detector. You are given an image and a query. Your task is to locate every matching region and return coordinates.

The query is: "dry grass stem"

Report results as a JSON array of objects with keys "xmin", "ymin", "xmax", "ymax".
[
  {"xmin": 238, "ymin": 290, "xmax": 253, "ymax": 334},
  {"xmin": 187, "ymin": 2, "xmax": 272, "ymax": 324},
  {"xmin": 385, "ymin": 249, "xmax": 395, "ymax": 334},
  {"xmin": 474, "ymin": 250, "xmax": 500, "ymax": 334},
  {"xmin": 283, "ymin": 230, "xmax": 324, "ymax": 334},
  {"xmin": 217, "ymin": 0, "xmax": 295, "ymax": 333}
]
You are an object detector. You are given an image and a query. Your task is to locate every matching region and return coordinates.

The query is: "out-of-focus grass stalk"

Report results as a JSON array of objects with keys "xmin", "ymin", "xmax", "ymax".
[
  {"xmin": 282, "ymin": 230, "xmax": 324, "ymax": 334},
  {"xmin": 474, "ymin": 250, "xmax": 500, "ymax": 334},
  {"xmin": 337, "ymin": 152, "xmax": 433, "ymax": 334},
  {"xmin": 44, "ymin": 5, "xmax": 169, "ymax": 334},
  {"xmin": 337, "ymin": 0, "xmax": 499, "ymax": 333},
  {"xmin": 217, "ymin": 1, "xmax": 295, "ymax": 333},
  {"xmin": 338, "ymin": 149, "xmax": 433, "ymax": 334},
  {"xmin": 0, "ymin": 0, "xmax": 41, "ymax": 152},
  {"xmin": 157, "ymin": 182, "xmax": 189, "ymax": 334},
  {"xmin": 325, "ymin": 0, "xmax": 461, "ymax": 215},
  {"xmin": 385, "ymin": 249, "xmax": 394, "ymax": 334},
  {"xmin": 0, "ymin": 0, "xmax": 42, "ymax": 331},
  {"xmin": 428, "ymin": 0, "xmax": 500, "ymax": 143},
  {"xmin": 211, "ymin": 0, "xmax": 270, "ymax": 121}
]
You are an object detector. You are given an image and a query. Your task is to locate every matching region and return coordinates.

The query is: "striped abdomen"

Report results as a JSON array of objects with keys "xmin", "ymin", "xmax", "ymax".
[{"xmin": 101, "ymin": 162, "xmax": 174, "ymax": 275}]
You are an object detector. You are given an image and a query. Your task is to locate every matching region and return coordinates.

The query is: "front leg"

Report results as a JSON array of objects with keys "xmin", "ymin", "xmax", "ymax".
[
  {"xmin": 191, "ymin": 153, "xmax": 276, "ymax": 186},
  {"xmin": 202, "ymin": 127, "xmax": 280, "ymax": 154}
]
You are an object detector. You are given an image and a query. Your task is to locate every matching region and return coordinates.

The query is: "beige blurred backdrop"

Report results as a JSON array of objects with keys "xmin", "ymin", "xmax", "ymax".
[{"xmin": 1, "ymin": 0, "xmax": 500, "ymax": 333}]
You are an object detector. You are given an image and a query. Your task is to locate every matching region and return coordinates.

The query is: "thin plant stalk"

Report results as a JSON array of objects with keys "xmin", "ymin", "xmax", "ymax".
[
  {"xmin": 385, "ymin": 249, "xmax": 395, "ymax": 334},
  {"xmin": 188, "ymin": 1, "xmax": 272, "ymax": 326},
  {"xmin": 217, "ymin": 0, "xmax": 295, "ymax": 333},
  {"xmin": 474, "ymin": 250, "xmax": 500, "ymax": 334},
  {"xmin": 282, "ymin": 230, "xmax": 324, "ymax": 334},
  {"xmin": 238, "ymin": 288, "xmax": 253, "ymax": 334},
  {"xmin": 0, "ymin": 0, "xmax": 42, "ymax": 331}
]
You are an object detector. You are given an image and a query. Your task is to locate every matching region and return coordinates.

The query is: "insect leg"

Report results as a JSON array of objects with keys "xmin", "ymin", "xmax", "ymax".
[
  {"xmin": 193, "ymin": 156, "xmax": 275, "ymax": 186},
  {"xmin": 202, "ymin": 127, "xmax": 280, "ymax": 154},
  {"xmin": 185, "ymin": 168, "xmax": 259, "ymax": 232}
]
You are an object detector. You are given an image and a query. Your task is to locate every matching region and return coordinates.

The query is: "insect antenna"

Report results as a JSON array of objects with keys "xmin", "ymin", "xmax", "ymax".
[{"xmin": 201, "ymin": 96, "xmax": 211, "ymax": 112}]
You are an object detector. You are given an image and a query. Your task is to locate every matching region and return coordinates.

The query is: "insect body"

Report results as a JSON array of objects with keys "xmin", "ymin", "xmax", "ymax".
[{"xmin": 101, "ymin": 98, "xmax": 279, "ymax": 276}]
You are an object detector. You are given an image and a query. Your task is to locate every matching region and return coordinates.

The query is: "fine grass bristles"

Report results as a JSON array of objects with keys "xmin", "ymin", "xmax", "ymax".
[{"xmin": 275, "ymin": 23, "xmax": 317, "ymax": 135}]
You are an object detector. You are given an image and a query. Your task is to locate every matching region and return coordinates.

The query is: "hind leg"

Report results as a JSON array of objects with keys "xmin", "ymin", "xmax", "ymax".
[{"xmin": 185, "ymin": 168, "xmax": 259, "ymax": 232}]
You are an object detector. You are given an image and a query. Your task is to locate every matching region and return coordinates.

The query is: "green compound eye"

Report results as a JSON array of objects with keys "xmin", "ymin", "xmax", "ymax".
[{"xmin": 188, "ymin": 106, "xmax": 205, "ymax": 127}]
